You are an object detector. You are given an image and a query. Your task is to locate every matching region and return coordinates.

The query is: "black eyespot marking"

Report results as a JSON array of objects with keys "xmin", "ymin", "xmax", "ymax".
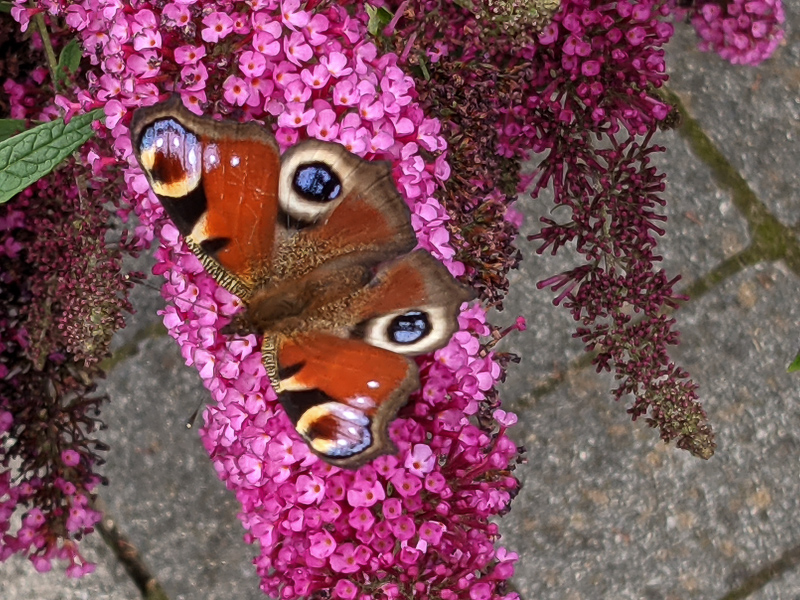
[
  {"xmin": 140, "ymin": 119, "xmax": 200, "ymax": 185},
  {"xmin": 388, "ymin": 311, "xmax": 431, "ymax": 344},
  {"xmin": 293, "ymin": 162, "xmax": 342, "ymax": 203}
]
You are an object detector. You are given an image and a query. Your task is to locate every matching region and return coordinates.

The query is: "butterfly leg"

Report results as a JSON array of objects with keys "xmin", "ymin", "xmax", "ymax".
[{"xmin": 261, "ymin": 335, "xmax": 281, "ymax": 391}]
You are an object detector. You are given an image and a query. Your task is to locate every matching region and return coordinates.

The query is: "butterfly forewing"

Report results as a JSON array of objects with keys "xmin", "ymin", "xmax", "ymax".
[{"xmin": 131, "ymin": 97, "xmax": 281, "ymax": 294}]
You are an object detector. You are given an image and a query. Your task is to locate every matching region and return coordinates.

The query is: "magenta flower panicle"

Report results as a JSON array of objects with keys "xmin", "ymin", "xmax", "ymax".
[
  {"xmin": 682, "ymin": 0, "xmax": 785, "ymax": 65},
  {"xmin": 16, "ymin": 0, "xmax": 525, "ymax": 597},
  {"xmin": 0, "ymin": 152, "xmax": 134, "ymax": 574}
]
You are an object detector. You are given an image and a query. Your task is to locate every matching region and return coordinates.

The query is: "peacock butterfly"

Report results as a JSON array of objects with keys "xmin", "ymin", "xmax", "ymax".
[{"xmin": 130, "ymin": 97, "xmax": 472, "ymax": 469}]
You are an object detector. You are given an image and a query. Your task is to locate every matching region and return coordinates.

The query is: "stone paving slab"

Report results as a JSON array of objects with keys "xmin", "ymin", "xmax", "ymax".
[
  {"xmin": 2, "ymin": 7, "xmax": 799, "ymax": 600},
  {"xmin": 97, "ymin": 332, "xmax": 265, "ymax": 600}
]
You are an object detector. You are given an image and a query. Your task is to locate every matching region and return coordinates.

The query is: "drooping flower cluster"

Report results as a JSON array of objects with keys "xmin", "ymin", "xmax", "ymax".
[
  {"xmin": 0, "ymin": 156, "xmax": 134, "ymax": 574},
  {"xmin": 373, "ymin": 0, "xmax": 718, "ymax": 458},
  {"xmin": 0, "ymin": 11, "xmax": 139, "ymax": 575},
  {"xmin": 368, "ymin": 0, "xmax": 679, "ymax": 309},
  {"xmin": 534, "ymin": 134, "xmax": 713, "ymax": 457},
  {"xmin": 363, "ymin": 0, "xmax": 783, "ymax": 309},
  {"xmin": 11, "ymin": 0, "xmax": 524, "ymax": 596},
  {"xmin": 519, "ymin": 0, "xmax": 716, "ymax": 457},
  {"xmin": 683, "ymin": 0, "xmax": 785, "ymax": 66}
]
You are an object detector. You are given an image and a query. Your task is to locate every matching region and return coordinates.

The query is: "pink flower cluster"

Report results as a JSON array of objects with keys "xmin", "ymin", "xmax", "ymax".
[
  {"xmin": 526, "ymin": 0, "xmax": 675, "ymax": 147},
  {"xmin": 19, "ymin": 0, "xmax": 522, "ymax": 596},
  {"xmin": 686, "ymin": 0, "xmax": 785, "ymax": 65},
  {"xmin": 391, "ymin": 0, "xmax": 677, "ymax": 162},
  {"xmin": 1, "ymin": 193, "xmax": 106, "ymax": 577},
  {"xmin": 0, "ymin": 44, "xmax": 133, "ymax": 568},
  {"xmin": 0, "ymin": 470, "xmax": 99, "ymax": 578},
  {"xmin": 192, "ymin": 297, "xmax": 520, "ymax": 598}
]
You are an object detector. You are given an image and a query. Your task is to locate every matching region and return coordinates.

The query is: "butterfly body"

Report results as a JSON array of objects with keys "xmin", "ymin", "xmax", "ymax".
[{"xmin": 131, "ymin": 97, "xmax": 472, "ymax": 468}]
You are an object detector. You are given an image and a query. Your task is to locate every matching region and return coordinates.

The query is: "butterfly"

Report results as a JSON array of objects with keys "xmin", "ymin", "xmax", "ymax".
[{"xmin": 130, "ymin": 97, "xmax": 473, "ymax": 469}]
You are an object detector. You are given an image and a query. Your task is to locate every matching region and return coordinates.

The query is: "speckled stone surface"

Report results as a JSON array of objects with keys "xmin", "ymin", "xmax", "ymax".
[{"xmin": 2, "ymin": 6, "xmax": 799, "ymax": 600}]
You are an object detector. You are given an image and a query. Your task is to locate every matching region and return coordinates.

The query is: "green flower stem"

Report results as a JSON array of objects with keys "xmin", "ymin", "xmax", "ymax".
[{"xmin": 32, "ymin": 11, "xmax": 60, "ymax": 92}]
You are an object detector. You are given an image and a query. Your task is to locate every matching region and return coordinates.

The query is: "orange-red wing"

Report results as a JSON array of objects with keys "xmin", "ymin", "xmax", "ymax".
[
  {"xmin": 274, "ymin": 332, "xmax": 419, "ymax": 469},
  {"xmin": 196, "ymin": 135, "xmax": 279, "ymax": 283},
  {"xmin": 131, "ymin": 97, "xmax": 280, "ymax": 294},
  {"xmin": 359, "ymin": 250, "xmax": 473, "ymax": 317}
]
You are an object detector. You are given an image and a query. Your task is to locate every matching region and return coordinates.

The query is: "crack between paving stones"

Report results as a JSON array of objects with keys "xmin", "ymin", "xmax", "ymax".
[
  {"xmin": 715, "ymin": 544, "xmax": 800, "ymax": 600},
  {"xmin": 93, "ymin": 497, "xmax": 171, "ymax": 600}
]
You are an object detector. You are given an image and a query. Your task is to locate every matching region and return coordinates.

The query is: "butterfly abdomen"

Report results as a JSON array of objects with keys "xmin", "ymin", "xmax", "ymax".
[{"xmin": 246, "ymin": 262, "xmax": 373, "ymax": 334}]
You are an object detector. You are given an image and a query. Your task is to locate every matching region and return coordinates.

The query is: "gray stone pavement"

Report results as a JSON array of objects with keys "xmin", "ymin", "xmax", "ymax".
[{"xmin": 2, "ymin": 6, "xmax": 799, "ymax": 600}]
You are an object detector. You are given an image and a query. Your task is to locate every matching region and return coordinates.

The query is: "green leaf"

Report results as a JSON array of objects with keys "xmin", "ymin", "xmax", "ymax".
[
  {"xmin": 0, "ymin": 119, "xmax": 27, "ymax": 142},
  {"xmin": 57, "ymin": 39, "xmax": 83, "ymax": 85},
  {"xmin": 366, "ymin": 4, "xmax": 394, "ymax": 37},
  {"xmin": 788, "ymin": 351, "xmax": 800, "ymax": 373},
  {"xmin": 0, "ymin": 2, "xmax": 13, "ymax": 14},
  {"xmin": 0, "ymin": 108, "xmax": 104, "ymax": 204}
]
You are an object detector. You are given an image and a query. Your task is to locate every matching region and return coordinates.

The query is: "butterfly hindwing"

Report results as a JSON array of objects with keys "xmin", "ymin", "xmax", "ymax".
[
  {"xmin": 275, "ymin": 332, "xmax": 418, "ymax": 468},
  {"xmin": 350, "ymin": 250, "xmax": 475, "ymax": 356},
  {"xmin": 263, "ymin": 250, "xmax": 472, "ymax": 468}
]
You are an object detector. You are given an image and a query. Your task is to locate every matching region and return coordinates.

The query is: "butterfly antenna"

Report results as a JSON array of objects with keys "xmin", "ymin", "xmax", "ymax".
[
  {"xmin": 133, "ymin": 272, "xmax": 216, "ymax": 315},
  {"xmin": 185, "ymin": 397, "xmax": 207, "ymax": 429}
]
